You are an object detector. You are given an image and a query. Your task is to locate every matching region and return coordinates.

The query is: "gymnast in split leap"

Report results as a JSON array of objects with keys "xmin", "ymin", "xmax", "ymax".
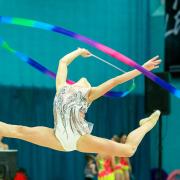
[{"xmin": 0, "ymin": 48, "xmax": 161, "ymax": 157}]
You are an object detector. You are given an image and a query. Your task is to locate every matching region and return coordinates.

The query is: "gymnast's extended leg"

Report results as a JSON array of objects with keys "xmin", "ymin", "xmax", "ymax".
[
  {"xmin": 77, "ymin": 110, "xmax": 160, "ymax": 157},
  {"xmin": 0, "ymin": 122, "xmax": 65, "ymax": 151}
]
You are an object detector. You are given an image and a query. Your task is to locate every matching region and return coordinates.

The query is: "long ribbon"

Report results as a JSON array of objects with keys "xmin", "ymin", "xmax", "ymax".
[
  {"xmin": 0, "ymin": 37, "xmax": 135, "ymax": 97},
  {"xmin": 0, "ymin": 16, "xmax": 179, "ymax": 98}
]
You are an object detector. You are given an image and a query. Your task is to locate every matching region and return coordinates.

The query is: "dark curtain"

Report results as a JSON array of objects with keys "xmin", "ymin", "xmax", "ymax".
[{"xmin": 0, "ymin": 86, "xmax": 150, "ymax": 180}]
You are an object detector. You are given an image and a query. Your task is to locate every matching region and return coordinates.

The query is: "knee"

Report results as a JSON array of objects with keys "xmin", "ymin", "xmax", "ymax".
[{"xmin": 125, "ymin": 144, "xmax": 136, "ymax": 157}]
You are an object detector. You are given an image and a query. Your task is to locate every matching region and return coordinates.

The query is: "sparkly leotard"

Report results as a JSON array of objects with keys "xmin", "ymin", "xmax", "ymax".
[{"xmin": 53, "ymin": 85, "xmax": 93, "ymax": 151}]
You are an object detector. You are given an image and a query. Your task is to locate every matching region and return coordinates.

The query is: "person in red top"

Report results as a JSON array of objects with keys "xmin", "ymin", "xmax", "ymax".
[
  {"xmin": 96, "ymin": 153, "xmax": 115, "ymax": 180},
  {"xmin": 14, "ymin": 168, "xmax": 28, "ymax": 180}
]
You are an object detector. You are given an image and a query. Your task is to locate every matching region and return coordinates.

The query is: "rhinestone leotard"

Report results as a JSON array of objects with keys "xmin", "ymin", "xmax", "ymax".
[{"xmin": 53, "ymin": 85, "xmax": 93, "ymax": 151}]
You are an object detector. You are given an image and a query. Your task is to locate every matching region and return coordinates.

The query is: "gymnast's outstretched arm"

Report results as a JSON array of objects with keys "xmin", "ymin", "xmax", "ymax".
[
  {"xmin": 56, "ymin": 48, "xmax": 91, "ymax": 91},
  {"xmin": 88, "ymin": 56, "xmax": 161, "ymax": 101}
]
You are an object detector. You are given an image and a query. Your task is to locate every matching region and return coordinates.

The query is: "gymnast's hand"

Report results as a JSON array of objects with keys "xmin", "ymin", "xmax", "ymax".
[
  {"xmin": 78, "ymin": 48, "xmax": 91, "ymax": 58},
  {"xmin": 143, "ymin": 55, "xmax": 161, "ymax": 71}
]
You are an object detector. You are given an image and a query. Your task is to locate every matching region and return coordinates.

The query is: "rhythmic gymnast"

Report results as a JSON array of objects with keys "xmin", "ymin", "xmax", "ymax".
[{"xmin": 0, "ymin": 48, "xmax": 161, "ymax": 157}]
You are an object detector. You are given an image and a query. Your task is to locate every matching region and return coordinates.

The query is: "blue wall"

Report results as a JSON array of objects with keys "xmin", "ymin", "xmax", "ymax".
[{"xmin": 0, "ymin": 0, "xmax": 149, "ymax": 94}]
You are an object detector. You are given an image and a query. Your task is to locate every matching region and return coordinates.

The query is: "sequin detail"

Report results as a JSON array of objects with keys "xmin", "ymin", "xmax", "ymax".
[{"xmin": 53, "ymin": 85, "xmax": 93, "ymax": 137}]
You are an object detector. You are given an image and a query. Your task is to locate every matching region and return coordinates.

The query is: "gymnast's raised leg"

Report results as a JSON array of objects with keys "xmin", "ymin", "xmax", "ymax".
[{"xmin": 77, "ymin": 110, "xmax": 160, "ymax": 157}]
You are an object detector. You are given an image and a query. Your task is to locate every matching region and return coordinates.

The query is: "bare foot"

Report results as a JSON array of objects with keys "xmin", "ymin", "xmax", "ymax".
[
  {"xmin": 139, "ymin": 110, "xmax": 161, "ymax": 127},
  {"xmin": 0, "ymin": 122, "xmax": 3, "ymax": 137},
  {"xmin": 0, "ymin": 121, "xmax": 9, "ymax": 137}
]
